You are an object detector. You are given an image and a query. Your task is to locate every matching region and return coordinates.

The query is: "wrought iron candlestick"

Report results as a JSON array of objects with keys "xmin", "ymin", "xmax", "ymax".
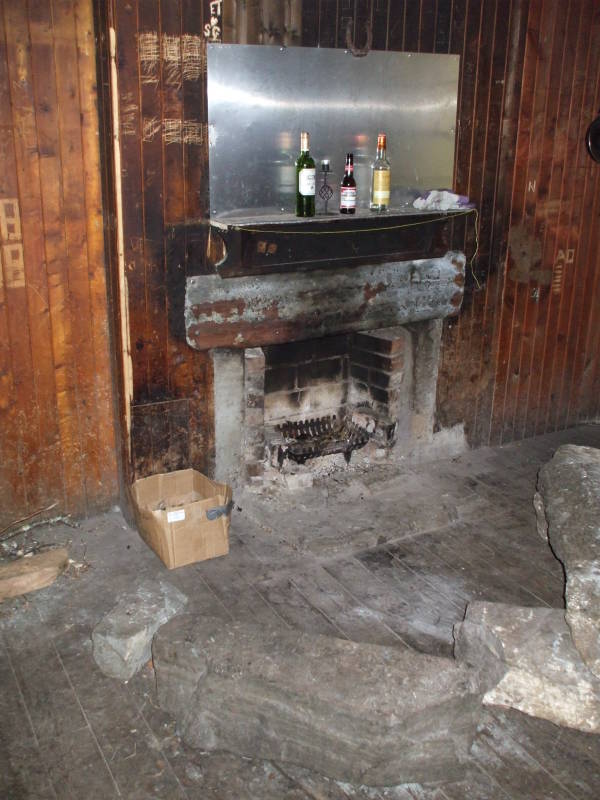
[{"xmin": 318, "ymin": 160, "xmax": 334, "ymax": 214}]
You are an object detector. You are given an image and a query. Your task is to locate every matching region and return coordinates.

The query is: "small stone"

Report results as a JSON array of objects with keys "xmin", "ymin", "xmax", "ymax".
[
  {"xmin": 92, "ymin": 579, "xmax": 187, "ymax": 681},
  {"xmin": 284, "ymin": 472, "xmax": 313, "ymax": 491}
]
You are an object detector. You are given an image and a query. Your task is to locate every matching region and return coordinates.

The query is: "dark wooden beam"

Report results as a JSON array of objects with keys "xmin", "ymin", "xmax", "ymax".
[{"xmin": 186, "ymin": 252, "xmax": 465, "ymax": 350}]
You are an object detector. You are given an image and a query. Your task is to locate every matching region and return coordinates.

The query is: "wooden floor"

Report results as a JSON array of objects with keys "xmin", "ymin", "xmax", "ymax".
[{"xmin": 2, "ymin": 426, "xmax": 600, "ymax": 799}]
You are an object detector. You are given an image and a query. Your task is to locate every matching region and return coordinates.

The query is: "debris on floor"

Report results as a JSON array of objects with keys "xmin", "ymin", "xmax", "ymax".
[{"xmin": 0, "ymin": 546, "xmax": 69, "ymax": 601}]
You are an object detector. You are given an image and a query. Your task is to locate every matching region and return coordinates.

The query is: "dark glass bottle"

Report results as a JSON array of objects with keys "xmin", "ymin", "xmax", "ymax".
[
  {"xmin": 340, "ymin": 153, "xmax": 357, "ymax": 214},
  {"xmin": 295, "ymin": 131, "xmax": 316, "ymax": 217}
]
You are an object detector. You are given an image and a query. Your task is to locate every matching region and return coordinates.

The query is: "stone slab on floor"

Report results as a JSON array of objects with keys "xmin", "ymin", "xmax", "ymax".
[
  {"xmin": 454, "ymin": 601, "xmax": 600, "ymax": 733},
  {"xmin": 536, "ymin": 444, "xmax": 600, "ymax": 679},
  {"xmin": 92, "ymin": 578, "xmax": 187, "ymax": 680},
  {"xmin": 153, "ymin": 613, "xmax": 490, "ymax": 786}
]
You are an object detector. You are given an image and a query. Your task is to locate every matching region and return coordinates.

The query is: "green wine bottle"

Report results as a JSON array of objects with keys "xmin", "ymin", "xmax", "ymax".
[{"xmin": 295, "ymin": 131, "xmax": 316, "ymax": 217}]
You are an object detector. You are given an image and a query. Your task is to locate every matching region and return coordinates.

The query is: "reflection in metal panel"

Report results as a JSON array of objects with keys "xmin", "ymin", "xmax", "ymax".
[{"xmin": 207, "ymin": 44, "xmax": 459, "ymax": 218}]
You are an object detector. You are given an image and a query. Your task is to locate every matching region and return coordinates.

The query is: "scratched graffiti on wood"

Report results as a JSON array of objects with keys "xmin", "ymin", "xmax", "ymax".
[
  {"xmin": 0, "ymin": 197, "xmax": 24, "ymax": 287},
  {"xmin": 1, "ymin": 243, "xmax": 25, "ymax": 288},
  {"xmin": 138, "ymin": 32, "xmax": 159, "ymax": 84},
  {"xmin": 507, "ymin": 223, "xmax": 550, "ymax": 285},
  {"xmin": 0, "ymin": 198, "xmax": 22, "ymax": 241},
  {"xmin": 162, "ymin": 119, "xmax": 206, "ymax": 146},
  {"xmin": 137, "ymin": 31, "xmax": 206, "ymax": 88}
]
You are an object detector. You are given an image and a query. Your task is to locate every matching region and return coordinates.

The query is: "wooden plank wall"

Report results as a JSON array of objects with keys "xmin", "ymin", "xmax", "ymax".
[
  {"xmin": 103, "ymin": 0, "xmax": 600, "ymax": 486},
  {"xmin": 0, "ymin": 0, "xmax": 117, "ymax": 528},
  {"xmin": 100, "ymin": 0, "xmax": 214, "ymax": 483},
  {"xmin": 435, "ymin": 0, "xmax": 600, "ymax": 444}
]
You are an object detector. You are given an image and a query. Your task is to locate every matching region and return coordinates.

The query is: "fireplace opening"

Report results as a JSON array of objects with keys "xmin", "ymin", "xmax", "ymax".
[{"xmin": 215, "ymin": 319, "xmax": 447, "ymax": 487}]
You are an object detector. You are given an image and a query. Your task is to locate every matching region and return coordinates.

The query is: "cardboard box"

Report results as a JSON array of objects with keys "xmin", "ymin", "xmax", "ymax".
[{"xmin": 129, "ymin": 469, "xmax": 232, "ymax": 569}]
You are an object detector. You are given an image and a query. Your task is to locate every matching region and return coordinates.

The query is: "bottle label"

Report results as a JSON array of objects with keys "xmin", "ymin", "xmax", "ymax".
[
  {"xmin": 299, "ymin": 168, "xmax": 316, "ymax": 196},
  {"xmin": 372, "ymin": 171, "xmax": 390, "ymax": 203},
  {"xmin": 340, "ymin": 187, "xmax": 357, "ymax": 209}
]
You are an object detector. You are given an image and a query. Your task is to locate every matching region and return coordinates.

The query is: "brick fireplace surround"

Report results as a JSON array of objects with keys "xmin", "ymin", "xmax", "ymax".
[{"xmin": 212, "ymin": 318, "xmax": 447, "ymax": 487}]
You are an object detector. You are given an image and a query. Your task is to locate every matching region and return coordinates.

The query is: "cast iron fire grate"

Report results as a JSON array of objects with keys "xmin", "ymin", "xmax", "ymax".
[{"xmin": 275, "ymin": 414, "xmax": 370, "ymax": 466}]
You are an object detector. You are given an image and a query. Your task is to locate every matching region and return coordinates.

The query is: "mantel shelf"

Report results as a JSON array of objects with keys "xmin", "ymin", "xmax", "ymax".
[{"xmin": 202, "ymin": 207, "xmax": 475, "ymax": 277}]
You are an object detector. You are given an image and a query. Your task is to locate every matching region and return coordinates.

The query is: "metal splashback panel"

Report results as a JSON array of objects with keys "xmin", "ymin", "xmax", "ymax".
[{"xmin": 207, "ymin": 44, "xmax": 459, "ymax": 218}]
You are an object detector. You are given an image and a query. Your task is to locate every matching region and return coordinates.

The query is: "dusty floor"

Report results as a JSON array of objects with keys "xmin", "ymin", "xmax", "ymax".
[{"xmin": 2, "ymin": 426, "xmax": 600, "ymax": 799}]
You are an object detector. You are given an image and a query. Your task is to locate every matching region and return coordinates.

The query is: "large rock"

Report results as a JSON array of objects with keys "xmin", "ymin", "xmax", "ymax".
[
  {"xmin": 153, "ymin": 614, "xmax": 490, "ymax": 786},
  {"xmin": 537, "ymin": 444, "xmax": 600, "ymax": 678},
  {"xmin": 454, "ymin": 601, "xmax": 600, "ymax": 733},
  {"xmin": 92, "ymin": 579, "xmax": 187, "ymax": 680}
]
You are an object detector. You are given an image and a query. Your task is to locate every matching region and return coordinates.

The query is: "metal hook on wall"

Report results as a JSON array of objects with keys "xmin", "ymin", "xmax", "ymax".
[{"xmin": 345, "ymin": 17, "xmax": 372, "ymax": 57}]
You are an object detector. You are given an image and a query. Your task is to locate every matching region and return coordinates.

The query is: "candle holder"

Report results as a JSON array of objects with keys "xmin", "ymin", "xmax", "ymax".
[{"xmin": 318, "ymin": 160, "xmax": 334, "ymax": 215}]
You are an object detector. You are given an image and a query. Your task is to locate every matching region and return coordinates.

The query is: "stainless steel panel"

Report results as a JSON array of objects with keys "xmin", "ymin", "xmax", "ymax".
[{"xmin": 207, "ymin": 44, "xmax": 459, "ymax": 218}]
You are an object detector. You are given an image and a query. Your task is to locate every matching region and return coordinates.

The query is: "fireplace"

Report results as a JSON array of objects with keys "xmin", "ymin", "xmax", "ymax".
[{"xmin": 184, "ymin": 212, "xmax": 468, "ymax": 487}]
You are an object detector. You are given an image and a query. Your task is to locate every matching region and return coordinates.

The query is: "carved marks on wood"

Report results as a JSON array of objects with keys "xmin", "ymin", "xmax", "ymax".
[
  {"xmin": 507, "ymin": 220, "xmax": 577, "ymax": 294},
  {"xmin": 0, "ymin": 198, "xmax": 25, "ymax": 288},
  {"xmin": 204, "ymin": 1, "xmax": 222, "ymax": 43},
  {"xmin": 132, "ymin": 31, "xmax": 207, "ymax": 146},
  {"xmin": 552, "ymin": 248, "xmax": 575, "ymax": 295},
  {"xmin": 144, "ymin": 119, "xmax": 206, "ymax": 147},
  {"xmin": 507, "ymin": 223, "xmax": 547, "ymax": 285},
  {"xmin": 138, "ymin": 32, "xmax": 206, "ymax": 87}
]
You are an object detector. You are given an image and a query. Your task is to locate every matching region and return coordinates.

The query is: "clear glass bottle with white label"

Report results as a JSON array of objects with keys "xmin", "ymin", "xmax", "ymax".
[
  {"xmin": 295, "ymin": 131, "xmax": 316, "ymax": 217},
  {"xmin": 370, "ymin": 132, "xmax": 391, "ymax": 212}
]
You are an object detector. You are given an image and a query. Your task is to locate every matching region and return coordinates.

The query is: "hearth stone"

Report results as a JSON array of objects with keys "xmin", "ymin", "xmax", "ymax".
[
  {"xmin": 153, "ymin": 613, "xmax": 491, "ymax": 786},
  {"xmin": 454, "ymin": 601, "xmax": 600, "ymax": 733},
  {"xmin": 536, "ymin": 444, "xmax": 600, "ymax": 679}
]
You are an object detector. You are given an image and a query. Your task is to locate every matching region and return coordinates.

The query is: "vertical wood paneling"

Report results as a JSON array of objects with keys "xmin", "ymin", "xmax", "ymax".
[
  {"xmin": 55, "ymin": 0, "xmax": 107, "ymax": 497},
  {"xmin": 434, "ymin": 0, "xmax": 600, "ymax": 445},
  {"xmin": 472, "ymin": 0, "xmax": 529, "ymax": 444},
  {"xmin": 140, "ymin": 0, "xmax": 168, "ymax": 400},
  {"xmin": 482, "ymin": 0, "xmax": 600, "ymax": 445},
  {"xmin": 463, "ymin": 0, "xmax": 501, "ymax": 424},
  {"xmin": 4, "ymin": 0, "xmax": 64, "ymax": 513},
  {"xmin": 541, "ymin": 0, "xmax": 592, "ymax": 433},
  {"xmin": 29, "ymin": 0, "xmax": 85, "ymax": 509},
  {"xmin": 492, "ymin": 0, "xmax": 561, "ymax": 443},
  {"xmin": 568, "ymin": 4, "xmax": 600, "ymax": 422},
  {"xmin": 0, "ymin": 4, "xmax": 31, "ymax": 515},
  {"xmin": 104, "ymin": 0, "xmax": 214, "ymax": 481},
  {"xmin": 436, "ymin": 0, "xmax": 487, "ymax": 433},
  {"xmin": 0, "ymin": 0, "xmax": 117, "ymax": 527},
  {"xmin": 74, "ymin": 0, "xmax": 117, "ymax": 501}
]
